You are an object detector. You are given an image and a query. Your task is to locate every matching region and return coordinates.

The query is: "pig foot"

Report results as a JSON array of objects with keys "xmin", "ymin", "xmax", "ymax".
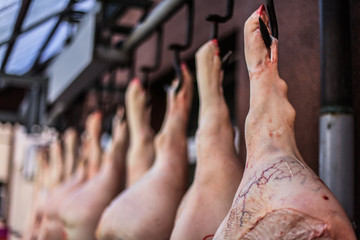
[
  {"xmin": 49, "ymin": 139, "xmax": 64, "ymax": 189},
  {"xmin": 213, "ymin": 6, "xmax": 356, "ymax": 240},
  {"xmin": 64, "ymin": 128, "xmax": 78, "ymax": 180},
  {"xmin": 170, "ymin": 40, "xmax": 243, "ymax": 240},
  {"xmin": 125, "ymin": 78, "xmax": 155, "ymax": 186},
  {"xmin": 96, "ymin": 64, "xmax": 193, "ymax": 240},
  {"xmin": 84, "ymin": 111, "xmax": 103, "ymax": 178}
]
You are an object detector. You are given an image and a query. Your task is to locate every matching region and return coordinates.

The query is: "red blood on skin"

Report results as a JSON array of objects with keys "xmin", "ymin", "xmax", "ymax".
[
  {"xmin": 203, "ymin": 234, "xmax": 214, "ymax": 240},
  {"xmin": 323, "ymin": 195, "xmax": 329, "ymax": 200},
  {"xmin": 256, "ymin": 4, "xmax": 265, "ymax": 15},
  {"xmin": 62, "ymin": 229, "xmax": 68, "ymax": 240},
  {"xmin": 132, "ymin": 78, "xmax": 141, "ymax": 84}
]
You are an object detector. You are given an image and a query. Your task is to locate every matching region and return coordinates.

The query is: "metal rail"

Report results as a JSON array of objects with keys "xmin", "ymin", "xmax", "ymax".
[
  {"xmin": 96, "ymin": 0, "xmax": 187, "ymax": 64},
  {"xmin": 0, "ymin": 73, "xmax": 46, "ymax": 87}
]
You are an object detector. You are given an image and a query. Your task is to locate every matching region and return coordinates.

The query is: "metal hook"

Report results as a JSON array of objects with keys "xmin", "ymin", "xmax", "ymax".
[
  {"xmin": 259, "ymin": 17, "xmax": 272, "ymax": 49},
  {"xmin": 206, "ymin": 0, "xmax": 234, "ymax": 40},
  {"xmin": 118, "ymin": 53, "xmax": 136, "ymax": 122},
  {"xmin": 259, "ymin": 0, "xmax": 278, "ymax": 50},
  {"xmin": 140, "ymin": 27, "xmax": 163, "ymax": 92},
  {"xmin": 266, "ymin": 0, "xmax": 278, "ymax": 39},
  {"xmin": 127, "ymin": 54, "xmax": 136, "ymax": 85},
  {"xmin": 168, "ymin": 0, "xmax": 194, "ymax": 93}
]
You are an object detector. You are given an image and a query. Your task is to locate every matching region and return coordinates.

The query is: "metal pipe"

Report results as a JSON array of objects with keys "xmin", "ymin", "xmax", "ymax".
[
  {"xmin": 123, "ymin": 0, "xmax": 186, "ymax": 51},
  {"xmin": 319, "ymin": 0, "xmax": 354, "ymax": 219},
  {"xmin": 96, "ymin": 0, "xmax": 186, "ymax": 64},
  {"xmin": 319, "ymin": 115, "xmax": 354, "ymax": 217}
]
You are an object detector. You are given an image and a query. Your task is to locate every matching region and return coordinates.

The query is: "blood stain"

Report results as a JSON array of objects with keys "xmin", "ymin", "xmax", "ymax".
[{"xmin": 203, "ymin": 234, "xmax": 214, "ymax": 240}]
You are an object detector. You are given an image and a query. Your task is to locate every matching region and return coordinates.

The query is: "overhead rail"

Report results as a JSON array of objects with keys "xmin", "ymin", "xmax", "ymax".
[
  {"xmin": 47, "ymin": 0, "xmax": 237, "ymax": 130},
  {"xmin": 0, "ymin": 73, "xmax": 46, "ymax": 88},
  {"xmin": 96, "ymin": 0, "xmax": 188, "ymax": 65},
  {"xmin": 47, "ymin": 0, "xmax": 189, "ymax": 121}
]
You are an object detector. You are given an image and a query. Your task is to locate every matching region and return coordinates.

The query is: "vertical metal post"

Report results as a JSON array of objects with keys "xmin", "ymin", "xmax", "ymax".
[
  {"xmin": 38, "ymin": 82, "xmax": 48, "ymax": 127},
  {"xmin": 26, "ymin": 84, "xmax": 41, "ymax": 133},
  {"xmin": 319, "ymin": 0, "xmax": 354, "ymax": 219}
]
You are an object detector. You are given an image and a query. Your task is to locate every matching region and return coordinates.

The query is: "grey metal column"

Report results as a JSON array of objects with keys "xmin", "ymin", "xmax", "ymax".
[
  {"xmin": 319, "ymin": 0, "xmax": 354, "ymax": 219},
  {"xmin": 319, "ymin": 114, "xmax": 354, "ymax": 217}
]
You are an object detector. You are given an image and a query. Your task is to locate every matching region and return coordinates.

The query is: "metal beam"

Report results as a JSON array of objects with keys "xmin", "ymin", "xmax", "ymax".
[
  {"xmin": 48, "ymin": 0, "xmax": 186, "ymax": 122},
  {"xmin": 31, "ymin": 16, "xmax": 64, "ymax": 72},
  {"xmin": 0, "ymin": 111, "xmax": 19, "ymax": 123},
  {"xmin": 1, "ymin": 0, "xmax": 32, "ymax": 71},
  {"xmin": 0, "ymin": 10, "xmax": 66, "ymax": 48},
  {"xmin": 96, "ymin": 0, "xmax": 186, "ymax": 64},
  {"xmin": 123, "ymin": 0, "xmax": 186, "ymax": 51},
  {"xmin": 0, "ymin": 73, "xmax": 47, "ymax": 88},
  {"xmin": 100, "ymin": 0, "xmax": 152, "ymax": 25},
  {"xmin": 25, "ymin": 84, "xmax": 41, "ymax": 132}
]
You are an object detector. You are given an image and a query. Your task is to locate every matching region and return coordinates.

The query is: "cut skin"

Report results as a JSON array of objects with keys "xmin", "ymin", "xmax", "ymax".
[
  {"xmin": 96, "ymin": 64, "xmax": 193, "ymax": 240},
  {"xmin": 213, "ymin": 6, "xmax": 356, "ymax": 240},
  {"xmin": 60, "ymin": 110, "xmax": 128, "ymax": 240},
  {"xmin": 170, "ymin": 40, "xmax": 243, "ymax": 240}
]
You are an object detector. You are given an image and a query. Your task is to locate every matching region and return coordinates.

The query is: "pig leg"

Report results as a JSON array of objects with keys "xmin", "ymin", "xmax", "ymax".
[
  {"xmin": 60, "ymin": 110, "xmax": 129, "ymax": 240},
  {"xmin": 84, "ymin": 111, "xmax": 103, "ymax": 178},
  {"xmin": 125, "ymin": 79, "xmax": 155, "ymax": 186},
  {"xmin": 96, "ymin": 64, "xmax": 193, "ymax": 240},
  {"xmin": 214, "ymin": 6, "xmax": 356, "ymax": 240},
  {"xmin": 170, "ymin": 40, "xmax": 243, "ymax": 240}
]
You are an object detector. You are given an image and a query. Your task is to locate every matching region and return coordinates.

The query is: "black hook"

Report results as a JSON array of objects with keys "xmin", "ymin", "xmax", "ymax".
[
  {"xmin": 140, "ymin": 27, "xmax": 163, "ymax": 92},
  {"xmin": 206, "ymin": 0, "xmax": 234, "ymax": 40},
  {"xmin": 117, "ymin": 53, "xmax": 136, "ymax": 122},
  {"xmin": 266, "ymin": 0, "xmax": 278, "ymax": 39},
  {"xmin": 259, "ymin": 0, "xmax": 278, "ymax": 50},
  {"xmin": 259, "ymin": 17, "xmax": 272, "ymax": 49},
  {"xmin": 168, "ymin": 0, "xmax": 194, "ymax": 93},
  {"xmin": 127, "ymin": 52, "xmax": 136, "ymax": 84}
]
